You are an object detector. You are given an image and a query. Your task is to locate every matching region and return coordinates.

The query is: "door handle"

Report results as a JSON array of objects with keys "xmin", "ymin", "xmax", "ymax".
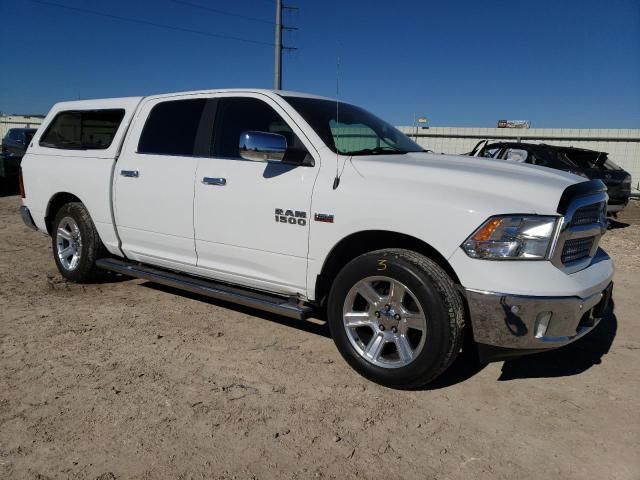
[
  {"xmin": 202, "ymin": 177, "xmax": 227, "ymax": 186},
  {"xmin": 120, "ymin": 170, "xmax": 139, "ymax": 178}
]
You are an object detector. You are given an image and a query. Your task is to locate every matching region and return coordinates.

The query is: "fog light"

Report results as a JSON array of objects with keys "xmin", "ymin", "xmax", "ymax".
[{"xmin": 535, "ymin": 312, "xmax": 552, "ymax": 338}]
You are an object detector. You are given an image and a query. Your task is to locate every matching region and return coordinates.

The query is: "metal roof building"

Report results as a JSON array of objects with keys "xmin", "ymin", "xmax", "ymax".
[{"xmin": 0, "ymin": 114, "xmax": 45, "ymax": 139}]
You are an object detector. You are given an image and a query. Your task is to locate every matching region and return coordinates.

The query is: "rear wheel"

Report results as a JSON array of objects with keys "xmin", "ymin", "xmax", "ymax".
[
  {"xmin": 52, "ymin": 202, "xmax": 106, "ymax": 282},
  {"xmin": 327, "ymin": 249, "xmax": 465, "ymax": 389}
]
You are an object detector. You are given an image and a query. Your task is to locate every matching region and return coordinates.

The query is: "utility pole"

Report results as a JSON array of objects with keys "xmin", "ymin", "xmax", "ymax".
[
  {"xmin": 274, "ymin": 0, "xmax": 282, "ymax": 90},
  {"xmin": 274, "ymin": 1, "xmax": 298, "ymax": 90}
]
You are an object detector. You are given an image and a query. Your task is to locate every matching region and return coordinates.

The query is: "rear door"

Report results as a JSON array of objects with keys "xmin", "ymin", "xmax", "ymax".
[
  {"xmin": 114, "ymin": 95, "xmax": 214, "ymax": 270},
  {"xmin": 193, "ymin": 94, "xmax": 319, "ymax": 294}
]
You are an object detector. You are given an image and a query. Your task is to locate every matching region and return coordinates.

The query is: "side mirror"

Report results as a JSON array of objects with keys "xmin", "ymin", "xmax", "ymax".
[{"xmin": 239, "ymin": 131, "xmax": 287, "ymax": 162}]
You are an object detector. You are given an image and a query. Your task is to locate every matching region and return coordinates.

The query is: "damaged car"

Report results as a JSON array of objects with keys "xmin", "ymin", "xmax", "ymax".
[{"xmin": 468, "ymin": 141, "xmax": 632, "ymax": 214}]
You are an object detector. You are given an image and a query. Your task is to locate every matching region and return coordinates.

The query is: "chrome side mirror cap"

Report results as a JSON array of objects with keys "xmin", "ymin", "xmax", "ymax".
[{"xmin": 239, "ymin": 131, "xmax": 287, "ymax": 162}]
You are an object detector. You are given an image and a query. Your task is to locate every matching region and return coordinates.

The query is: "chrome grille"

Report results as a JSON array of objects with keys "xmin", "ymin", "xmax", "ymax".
[
  {"xmin": 561, "ymin": 237, "xmax": 595, "ymax": 264},
  {"xmin": 570, "ymin": 203, "xmax": 604, "ymax": 227},
  {"xmin": 551, "ymin": 192, "xmax": 607, "ymax": 274}
]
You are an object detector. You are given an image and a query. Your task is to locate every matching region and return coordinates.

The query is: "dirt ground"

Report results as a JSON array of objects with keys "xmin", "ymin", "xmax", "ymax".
[{"xmin": 1, "ymin": 195, "xmax": 639, "ymax": 480}]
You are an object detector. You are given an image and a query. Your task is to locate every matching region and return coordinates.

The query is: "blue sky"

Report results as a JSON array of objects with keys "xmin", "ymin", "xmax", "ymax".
[{"xmin": 1, "ymin": 0, "xmax": 639, "ymax": 127}]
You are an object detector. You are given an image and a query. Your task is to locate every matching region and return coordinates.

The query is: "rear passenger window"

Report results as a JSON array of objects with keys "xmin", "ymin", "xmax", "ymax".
[
  {"xmin": 138, "ymin": 99, "xmax": 207, "ymax": 156},
  {"xmin": 40, "ymin": 109, "xmax": 125, "ymax": 149}
]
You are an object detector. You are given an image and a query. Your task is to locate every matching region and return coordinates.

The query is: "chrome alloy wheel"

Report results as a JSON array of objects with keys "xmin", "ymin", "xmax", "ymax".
[
  {"xmin": 56, "ymin": 216, "xmax": 83, "ymax": 271},
  {"xmin": 342, "ymin": 276, "xmax": 427, "ymax": 368}
]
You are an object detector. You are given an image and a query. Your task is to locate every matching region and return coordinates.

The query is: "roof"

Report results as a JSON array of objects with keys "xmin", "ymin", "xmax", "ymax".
[
  {"xmin": 485, "ymin": 141, "xmax": 554, "ymax": 150},
  {"xmin": 546, "ymin": 144, "xmax": 606, "ymax": 155},
  {"xmin": 47, "ymin": 89, "xmax": 336, "ymax": 112},
  {"xmin": 485, "ymin": 141, "xmax": 606, "ymax": 155},
  {"xmin": 144, "ymin": 88, "xmax": 334, "ymax": 101}
]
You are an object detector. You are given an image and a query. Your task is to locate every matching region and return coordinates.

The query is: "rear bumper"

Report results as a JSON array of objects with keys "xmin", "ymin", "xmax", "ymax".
[
  {"xmin": 466, "ymin": 282, "xmax": 613, "ymax": 362},
  {"xmin": 20, "ymin": 205, "xmax": 38, "ymax": 231}
]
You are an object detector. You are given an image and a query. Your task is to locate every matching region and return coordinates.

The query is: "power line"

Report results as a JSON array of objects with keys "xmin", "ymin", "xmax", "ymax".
[
  {"xmin": 26, "ymin": 0, "xmax": 275, "ymax": 47},
  {"xmin": 171, "ymin": 0, "xmax": 274, "ymax": 25},
  {"xmin": 172, "ymin": 1, "xmax": 298, "ymax": 35}
]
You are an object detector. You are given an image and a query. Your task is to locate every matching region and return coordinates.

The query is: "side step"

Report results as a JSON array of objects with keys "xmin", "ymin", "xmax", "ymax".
[{"xmin": 96, "ymin": 258, "xmax": 314, "ymax": 320}]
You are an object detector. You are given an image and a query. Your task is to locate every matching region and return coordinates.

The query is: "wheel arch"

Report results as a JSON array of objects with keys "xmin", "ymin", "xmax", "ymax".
[
  {"xmin": 315, "ymin": 230, "xmax": 461, "ymax": 306},
  {"xmin": 45, "ymin": 192, "xmax": 84, "ymax": 235}
]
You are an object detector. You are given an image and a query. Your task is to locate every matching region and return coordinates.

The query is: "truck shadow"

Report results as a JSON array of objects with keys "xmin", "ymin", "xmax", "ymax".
[
  {"xmin": 138, "ymin": 282, "xmax": 487, "ymax": 388},
  {"xmin": 140, "ymin": 282, "xmax": 332, "ymax": 339},
  {"xmin": 421, "ymin": 350, "xmax": 487, "ymax": 390},
  {"xmin": 412, "ymin": 303, "xmax": 617, "ymax": 390},
  {"xmin": 497, "ymin": 304, "xmax": 617, "ymax": 381},
  {"xmin": 137, "ymin": 281, "xmax": 617, "ymax": 387},
  {"xmin": 607, "ymin": 219, "xmax": 630, "ymax": 230}
]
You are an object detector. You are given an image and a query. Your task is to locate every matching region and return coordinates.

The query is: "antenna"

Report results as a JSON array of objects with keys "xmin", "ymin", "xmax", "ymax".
[
  {"xmin": 332, "ymin": 49, "xmax": 350, "ymax": 190},
  {"xmin": 333, "ymin": 50, "xmax": 341, "ymax": 190}
]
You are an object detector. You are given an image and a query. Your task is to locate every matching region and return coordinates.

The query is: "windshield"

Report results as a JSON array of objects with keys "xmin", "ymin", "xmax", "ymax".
[{"xmin": 283, "ymin": 96, "xmax": 424, "ymax": 156}]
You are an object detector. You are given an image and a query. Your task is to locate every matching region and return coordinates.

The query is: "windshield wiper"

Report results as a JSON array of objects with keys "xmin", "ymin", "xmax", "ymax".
[{"xmin": 344, "ymin": 146, "xmax": 407, "ymax": 156}]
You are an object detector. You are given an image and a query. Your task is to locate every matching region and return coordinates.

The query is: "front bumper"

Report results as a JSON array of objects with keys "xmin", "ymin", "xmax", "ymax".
[
  {"xmin": 466, "ymin": 282, "xmax": 613, "ymax": 362},
  {"xmin": 607, "ymin": 200, "xmax": 629, "ymax": 213}
]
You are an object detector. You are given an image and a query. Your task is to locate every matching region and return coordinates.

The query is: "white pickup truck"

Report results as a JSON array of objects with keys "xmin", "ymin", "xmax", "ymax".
[{"xmin": 19, "ymin": 89, "xmax": 613, "ymax": 388}]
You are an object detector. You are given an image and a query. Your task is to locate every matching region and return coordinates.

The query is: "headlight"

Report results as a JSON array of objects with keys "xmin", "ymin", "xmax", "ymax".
[{"xmin": 462, "ymin": 215, "xmax": 558, "ymax": 260}]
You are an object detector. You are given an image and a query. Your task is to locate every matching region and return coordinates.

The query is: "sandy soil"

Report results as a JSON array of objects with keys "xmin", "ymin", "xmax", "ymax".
[{"xmin": 1, "ymin": 195, "xmax": 639, "ymax": 480}]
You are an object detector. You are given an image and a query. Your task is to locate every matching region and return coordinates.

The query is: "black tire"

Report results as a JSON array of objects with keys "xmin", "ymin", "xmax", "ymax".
[
  {"xmin": 327, "ymin": 249, "xmax": 465, "ymax": 389},
  {"xmin": 51, "ymin": 202, "xmax": 106, "ymax": 282}
]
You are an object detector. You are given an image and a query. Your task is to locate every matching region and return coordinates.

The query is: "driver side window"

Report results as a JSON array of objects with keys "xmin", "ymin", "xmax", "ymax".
[{"xmin": 213, "ymin": 97, "xmax": 303, "ymax": 160}]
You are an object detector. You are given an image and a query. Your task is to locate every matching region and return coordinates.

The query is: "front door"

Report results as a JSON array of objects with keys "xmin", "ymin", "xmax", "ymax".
[{"xmin": 193, "ymin": 95, "xmax": 319, "ymax": 295}]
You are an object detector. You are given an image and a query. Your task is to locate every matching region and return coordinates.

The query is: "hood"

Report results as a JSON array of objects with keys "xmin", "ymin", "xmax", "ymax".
[{"xmin": 350, "ymin": 152, "xmax": 584, "ymax": 216}]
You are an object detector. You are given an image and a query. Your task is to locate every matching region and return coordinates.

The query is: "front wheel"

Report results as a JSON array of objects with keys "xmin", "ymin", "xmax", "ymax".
[
  {"xmin": 327, "ymin": 249, "xmax": 465, "ymax": 389},
  {"xmin": 52, "ymin": 202, "xmax": 106, "ymax": 282}
]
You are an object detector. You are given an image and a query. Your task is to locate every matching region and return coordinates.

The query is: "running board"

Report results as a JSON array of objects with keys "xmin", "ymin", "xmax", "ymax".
[{"xmin": 96, "ymin": 258, "xmax": 314, "ymax": 320}]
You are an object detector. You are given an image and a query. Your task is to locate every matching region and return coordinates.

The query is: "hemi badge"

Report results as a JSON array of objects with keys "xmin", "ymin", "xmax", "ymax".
[{"xmin": 314, "ymin": 213, "xmax": 334, "ymax": 223}]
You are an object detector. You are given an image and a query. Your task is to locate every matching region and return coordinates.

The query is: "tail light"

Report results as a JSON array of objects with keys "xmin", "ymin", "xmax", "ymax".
[{"xmin": 18, "ymin": 167, "xmax": 25, "ymax": 198}]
